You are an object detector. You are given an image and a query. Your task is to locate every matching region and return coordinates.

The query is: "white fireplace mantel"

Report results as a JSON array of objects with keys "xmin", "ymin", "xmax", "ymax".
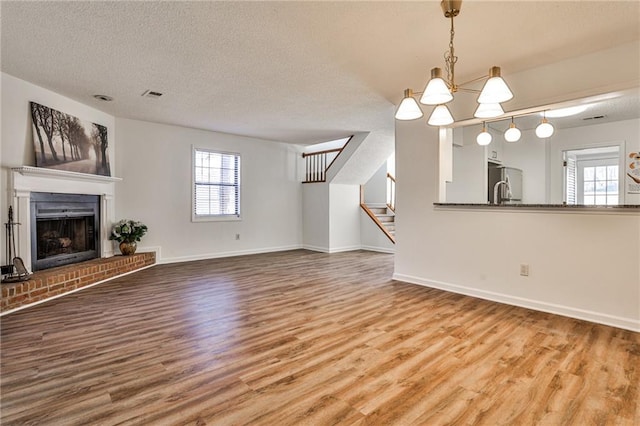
[
  {"xmin": 10, "ymin": 166, "xmax": 122, "ymax": 272},
  {"xmin": 12, "ymin": 166, "xmax": 122, "ymax": 184}
]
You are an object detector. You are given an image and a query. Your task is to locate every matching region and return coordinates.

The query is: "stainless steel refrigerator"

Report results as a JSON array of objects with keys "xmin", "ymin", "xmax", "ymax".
[{"xmin": 488, "ymin": 165, "xmax": 523, "ymax": 204}]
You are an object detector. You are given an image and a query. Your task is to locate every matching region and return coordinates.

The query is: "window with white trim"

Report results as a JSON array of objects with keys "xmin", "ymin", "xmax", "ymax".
[
  {"xmin": 563, "ymin": 145, "xmax": 620, "ymax": 206},
  {"xmin": 578, "ymin": 159, "xmax": 618, "ymax": 205},
  {"xmin": 193, "ymin": 148, "xmax": 240, "ymax": 220}
]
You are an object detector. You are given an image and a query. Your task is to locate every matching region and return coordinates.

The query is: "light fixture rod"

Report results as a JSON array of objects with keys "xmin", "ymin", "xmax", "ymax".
[
  {"xmin": 456, "ymin": 87, "xmax": 481, "ymax": 94},
  {"xmin": 458, "ymin": 74, "xmax": 491, "ymax": 87},
  {"xmin": 444, "ymin": 13, "xmax": 458, "ymax": 92},
  {"xmin": 471, "ymin": 109, "xmax": 551, "ymax": 127}
]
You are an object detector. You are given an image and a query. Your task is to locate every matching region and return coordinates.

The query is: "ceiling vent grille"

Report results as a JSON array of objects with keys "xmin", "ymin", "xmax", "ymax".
[
  {"xmin": 582, "ymin": 115, "xmax": 605, "ymax": 121},
  {"xmin": 141, "ymin": 90, "xmax": 163, "ymax": 99}
]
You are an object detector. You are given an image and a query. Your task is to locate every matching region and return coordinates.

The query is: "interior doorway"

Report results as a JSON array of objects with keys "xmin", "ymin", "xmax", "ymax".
[{"xmin": 563, "ymin": 146, "xmax": 621, "ymax": 205}]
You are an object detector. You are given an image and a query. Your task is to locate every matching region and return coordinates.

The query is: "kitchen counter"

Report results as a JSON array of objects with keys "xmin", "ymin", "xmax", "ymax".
[{"xmin": 434, "ymin": 203, "xmax": 640, "ymax": 213}]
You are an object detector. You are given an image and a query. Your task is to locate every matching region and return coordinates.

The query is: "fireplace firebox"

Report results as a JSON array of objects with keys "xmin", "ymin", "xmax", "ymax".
[{"xmin": 30, "ymin": 193, "xmax": 100, "ymax": 271}]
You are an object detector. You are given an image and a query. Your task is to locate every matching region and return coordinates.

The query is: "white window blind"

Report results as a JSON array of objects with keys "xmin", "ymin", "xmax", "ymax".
[
  {"xmin": 565, "ymin": 156, "xmax": 577, "ymax": 205},
  {"xmin": 193, "ymin": 149, "xmax": 240, "ymax": 218}
]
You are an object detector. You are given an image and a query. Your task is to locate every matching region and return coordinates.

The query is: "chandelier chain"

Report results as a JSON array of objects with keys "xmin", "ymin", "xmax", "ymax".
[{"xmin": 444, "ymin": 15, "xmax": 458, "ymax": 91}]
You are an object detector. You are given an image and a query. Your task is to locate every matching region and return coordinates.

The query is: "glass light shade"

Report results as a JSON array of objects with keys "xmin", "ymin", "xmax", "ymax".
[
  {"xmin": 504, "ymin": 123, "xmax": 521, "ymax": 142},
  {"xmin": 420, "ymin": 78, "xmax": 453, "ymax": 105},
  {"xmin": 535, "ymin": 118, "xmax": 554, "ymax": 138},
  {"xmin": 395, "ymin": 92, "xmax": 423, "ymax": 120},
  {"xmin": 474, "ymin": 102, "xmax": 504, "ymax": 119},
  {"xmin": 476, "ymin": 127, "xmax": 492, "ymax": 146},
  {"xmin": 477, "ymin": 67, "xmax": 513, "ymax": 104},
  {"xmin": 478, "ymin": 77, "xmax": 513, "ymax": 104},
  {"xmin": 427, "ymin": 104, "xmax": 454, "ymax": 126}
]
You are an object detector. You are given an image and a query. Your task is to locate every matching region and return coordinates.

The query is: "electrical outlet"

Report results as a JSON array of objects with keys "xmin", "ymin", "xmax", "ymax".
[
  {"xmin": 520, "ymin": 264, "xmax": 529, "ymax": 276},
  {"xmin": 235, "ymin": 234, "xmax": 240, "ymax": 240}
]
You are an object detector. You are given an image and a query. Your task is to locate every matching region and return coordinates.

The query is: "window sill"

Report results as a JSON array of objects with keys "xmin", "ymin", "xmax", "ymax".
[{"xmin": 192, "ymin": 215, "xmax": 242, "ymax": 223}]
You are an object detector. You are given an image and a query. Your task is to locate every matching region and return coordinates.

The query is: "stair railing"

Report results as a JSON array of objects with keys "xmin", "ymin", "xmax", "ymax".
[
  {"xmin": 302, "ymin": 148, "xmax": 342, "ymax": 183},
  {"xmin": 302, "ymin": 136, "xmax": 354, "ymax": 183},
  {"xmin": 360, "ymin": 185, "xmax": 395, "ymax": 244},
  {"xmin": 387, "ymin": 172, "xmax": 396, "ymax": 212}
]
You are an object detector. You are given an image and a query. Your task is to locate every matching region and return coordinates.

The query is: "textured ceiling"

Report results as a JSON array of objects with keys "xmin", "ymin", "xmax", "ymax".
[{"xmin": 1, "ymin": 1, "xmax": 639, "ymax": 145}]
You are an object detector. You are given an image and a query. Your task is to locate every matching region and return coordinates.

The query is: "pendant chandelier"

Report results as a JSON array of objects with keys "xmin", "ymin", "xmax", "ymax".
[{"xmin": 395, "ymin": 0, "xmax": 514, "ymax": 126}]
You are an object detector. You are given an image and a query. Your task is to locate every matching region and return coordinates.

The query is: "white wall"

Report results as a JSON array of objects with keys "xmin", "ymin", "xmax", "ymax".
[
  {"xmin": 395, "ymin": 44, "xmax": 640, "ymax": 332},
  {"xmin": 329, "ymin": 184, "xmax": 361, "ymax": 252},
  {"xmin": 302, "ymin": 182, "xmax": 360, "ymax": 253},
  {"xmin": 1, "ymin": 73, "xmax": 116, "ymax": 260},
  {"xmin": 302, "ymin": 183, "xmax": 329, "ymax": 251},
  {"xmin": 501, "ymin": 129, "xmax": 547, "ymax": 204},
  {"xmin": 115, "ymin": 118, "xmax": 302, "ymax": 263},
  {"xmin": 446, "ymin": 126, "xmax": 487, "ymax": 203},
  {"xmin": 363, "ymin": 161, "xmax": 387, "ymax": 205}
]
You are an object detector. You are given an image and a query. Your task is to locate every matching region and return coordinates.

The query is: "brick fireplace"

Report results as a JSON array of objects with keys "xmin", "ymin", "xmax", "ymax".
[{"xmin": 2, "ymin": 166, "xmax": 156, "ymax": 314}]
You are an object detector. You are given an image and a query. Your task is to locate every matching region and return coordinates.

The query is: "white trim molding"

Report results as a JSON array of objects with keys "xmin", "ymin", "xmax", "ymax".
[{"xmin": 12, "ymin": 166, "xmax": 122, "ymax": 183}]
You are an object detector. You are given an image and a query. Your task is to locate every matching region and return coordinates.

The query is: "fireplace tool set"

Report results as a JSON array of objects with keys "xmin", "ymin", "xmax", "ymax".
[{"xmin": 2, "ymin": 206, "xmax": 30, "ymax": 283}]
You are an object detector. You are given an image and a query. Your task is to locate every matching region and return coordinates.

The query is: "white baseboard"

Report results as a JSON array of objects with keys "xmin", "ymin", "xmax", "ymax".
[
  {"xmin": 158, "ymin": 244, "xmax": 304, "ymax": 265},
  {"xmin": 361, "ymin": 245, "xmax": 395, "ymax": 254},
  {"xmin": 327, "ymin": 245, "xmax": 362, "ymax": 253},
  {"xmin": 392, "ymin": 273, "xmax": 640, "ymax": 333},
  {"xmin": 303, "ymin": 244, "xmax": 330, "ymax": 253},
  {"xmin": 302, "ymin": 244, "xmax": 364, "ymax": 254}
]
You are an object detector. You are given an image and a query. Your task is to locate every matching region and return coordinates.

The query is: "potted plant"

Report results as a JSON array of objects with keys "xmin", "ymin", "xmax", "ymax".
[{"xmin": 109, "ymin": 219, "xmax": 148, "ymax": 255}]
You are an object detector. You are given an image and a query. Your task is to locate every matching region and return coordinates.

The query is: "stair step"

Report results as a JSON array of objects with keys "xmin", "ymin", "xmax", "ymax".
[
  {"xmin": 376, "ymin": 215, "xmax": 395, "ymax": 223},
  {"xmin": 368, "ymin": 208, "xmax": 388, "ymax": 215}
]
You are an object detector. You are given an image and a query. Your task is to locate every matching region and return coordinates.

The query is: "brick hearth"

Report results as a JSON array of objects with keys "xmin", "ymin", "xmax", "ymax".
[{"xmin": 1, "ymin": 253, "xmax": 155, "ymax": 313}]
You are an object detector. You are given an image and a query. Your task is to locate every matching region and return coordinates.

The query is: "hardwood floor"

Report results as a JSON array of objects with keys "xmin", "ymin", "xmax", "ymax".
[{"xmin": 1, "ymin": 250, "xmax": 638, "ymax": 425}]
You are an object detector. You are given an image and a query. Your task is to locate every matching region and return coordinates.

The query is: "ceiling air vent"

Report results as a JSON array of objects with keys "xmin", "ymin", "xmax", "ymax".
[
  {"xmin": 141, "ymin": 90, "xmax": 163, "ymax": 99},
  {"xmin": 93, "ymin": 94, "xmax": 113, "ymax": 102},
  {"xmin": 583, "ymin": 115, "xmax": 606, "ymax": 121}
]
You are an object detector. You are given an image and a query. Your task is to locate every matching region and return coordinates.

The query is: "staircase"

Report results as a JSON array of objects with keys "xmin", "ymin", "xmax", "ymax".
[
  {"xmin": 367, "ymin": 205, "xmax": 395, "ymax": 238},
  {"xmin": 360, "ymin": 201, "xmax": 395, "ymax": 244},
  {"xmin": 301, "ymin": 136, "xmax": 396, "ymax": 252}
]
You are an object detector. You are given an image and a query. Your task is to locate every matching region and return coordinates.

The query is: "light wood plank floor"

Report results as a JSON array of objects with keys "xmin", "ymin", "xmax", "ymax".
[{"xmin": 1, "ymin": 250, "xmax": 638, "ymax": 425}]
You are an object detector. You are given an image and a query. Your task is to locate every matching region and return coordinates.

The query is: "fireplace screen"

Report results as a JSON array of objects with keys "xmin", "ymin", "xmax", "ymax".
[
  {"xmin": 30, "ymin": 193, "xmax": 100, "ymax": 271},
  {"xmin": 36, "ymin": 217, "xmax": 94, "ymax": 259}
]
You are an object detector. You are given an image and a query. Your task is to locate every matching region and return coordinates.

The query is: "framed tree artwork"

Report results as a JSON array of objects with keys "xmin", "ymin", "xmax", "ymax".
[{"xmin": 30, "ymin": 102, "xmax": 111, "ymax": 176}]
